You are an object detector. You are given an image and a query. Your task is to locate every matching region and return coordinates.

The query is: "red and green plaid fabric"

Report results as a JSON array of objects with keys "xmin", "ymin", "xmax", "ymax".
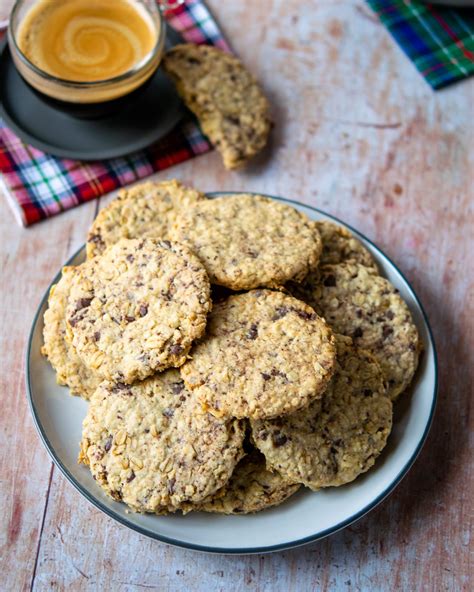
[
  {"xmin": 368, "ymin": 1, "xmax": 474, "ymax": 89},
  {"xmin": 0, "ymin": 0, "xmax": 230, "ymax": 226}
]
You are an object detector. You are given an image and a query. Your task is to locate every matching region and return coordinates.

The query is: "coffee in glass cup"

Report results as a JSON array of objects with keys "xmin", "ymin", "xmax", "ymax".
[{"xmin": 8, "ymin": 0, "xmax": 166, "ymax": 110}]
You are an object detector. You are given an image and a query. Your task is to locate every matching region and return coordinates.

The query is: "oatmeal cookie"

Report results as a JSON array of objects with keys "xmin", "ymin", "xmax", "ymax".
[
  {"xmin": 199, "ymin": 450, "xmax": 300, "ymax": 514},
  {"xmin": 163, "ymin": 44, "xmax": 271, "ymax": 169},
  {"xmin": 180, "ymin": 290, "xmax": 336, "ymax": 419},
  {"xmin": 86, "ymin": 179, "xmax": 205, "ymax": 259},
  {"xmin": 292, "ymin": 262, "xmax": 421, "ymax": 400},
  {"xmin": 42, "ymin": 266, "xmax": 101, "ymax": 399},
  {"xmin": 79, "ymin": 370, "xmax": 245, "ymax": 513},
  {"xmin": 66, "ymin": 238, "xmax": 211, "ymax": 384},
  {"xmin": 315, "ymin": 221, "xmax": 377, "ymax": 269},
  {"xmin": 171, "ymin": 194, "xmax": 322, "ymax": 290},
  {"xmin": 251, "ymin": 336, "xmax": 392, "ymax": 489}
]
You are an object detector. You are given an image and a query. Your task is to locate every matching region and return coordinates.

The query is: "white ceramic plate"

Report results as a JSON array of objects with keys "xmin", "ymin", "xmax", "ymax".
[{"xmin": 26, "ymin": 193, "xmax": 438, "ymax": 554}]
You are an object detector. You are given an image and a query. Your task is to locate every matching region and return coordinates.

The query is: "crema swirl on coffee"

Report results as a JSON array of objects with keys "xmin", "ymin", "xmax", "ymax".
[{"xmin": 18, "ymin": 0, "xmax": 158, "ymax": 82}]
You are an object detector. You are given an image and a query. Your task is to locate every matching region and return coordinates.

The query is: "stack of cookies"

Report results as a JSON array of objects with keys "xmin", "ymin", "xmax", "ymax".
[{"xmin": 42, "ymin": 180, "xmax": 421, "ymax": 515}]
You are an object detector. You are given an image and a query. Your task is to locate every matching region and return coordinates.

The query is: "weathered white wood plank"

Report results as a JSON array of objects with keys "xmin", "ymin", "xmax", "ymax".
[{"xmin": 0, "ymin": 200, "xmax": 98, "ymax": 591}]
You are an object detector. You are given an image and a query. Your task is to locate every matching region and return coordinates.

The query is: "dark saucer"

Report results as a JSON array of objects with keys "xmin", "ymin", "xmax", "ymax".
[{"xmin": 0, "ymin": 33, "xmax": 185, "ymax": 160}]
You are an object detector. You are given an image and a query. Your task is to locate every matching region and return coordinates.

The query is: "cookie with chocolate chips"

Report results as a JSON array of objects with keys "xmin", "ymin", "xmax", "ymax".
[
  {"xmin": 292, "ymin": 262, "xmax": 421, "ymax": 400},
  {"xmin": 198, "ymin": 450, "xmax": 300, "ymax": 514},
  {"xmin": 251, "ymin": 336, "xmax": 392, "ymax": 489},
  {"xmin": 66, "ymin": 238, "xmax": 211, "ymax": 384},
  {"xmin": 180, "ymin": 289, "xmax": 336, "ymax": 420},
  {"xmin": 79, "ymin": 370, "xmax": 245, "ymax": 513},
  {"xmin": 315, "ymin": 221, "xmax": 378, "ymax": 269},
  {"xmin": 171, "ymin": 194, "xmax": 322, "ymax": 290},
  {"xmin": 86, "ymin": 179, "xmax": 205, "ymax": 259},
  {"xmin": 42, "ymin": 266, "xmax": 101, "ymax": 400},
  {"xmin": 163, "ymin": 44, "xmax": 271, "ymax": 170}
]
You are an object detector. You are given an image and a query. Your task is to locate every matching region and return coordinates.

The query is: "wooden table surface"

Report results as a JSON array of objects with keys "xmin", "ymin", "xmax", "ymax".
[{"xmin": 1, "ymin": 1, "xmax": 473, "ymax": 590}]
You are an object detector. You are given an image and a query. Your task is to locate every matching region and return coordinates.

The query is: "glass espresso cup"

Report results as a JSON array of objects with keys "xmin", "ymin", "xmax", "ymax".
[{"xmin": 8, "ymin": 0, "xmax": 167, "ymax": 116}]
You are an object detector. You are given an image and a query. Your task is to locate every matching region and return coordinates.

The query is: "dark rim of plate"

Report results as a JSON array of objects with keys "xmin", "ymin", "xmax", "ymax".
[{"xmin": 25, "ymin": 193, "xmax": 439, "ymax": 555}]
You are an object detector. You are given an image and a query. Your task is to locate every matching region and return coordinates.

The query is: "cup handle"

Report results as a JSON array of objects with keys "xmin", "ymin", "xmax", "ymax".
[{"xmin": 157, "ymin": 0, "xmax": 185, "ymax": 12}]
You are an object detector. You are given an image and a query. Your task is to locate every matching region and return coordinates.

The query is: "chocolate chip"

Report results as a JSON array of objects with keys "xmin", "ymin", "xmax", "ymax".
[
  {"xmin": 272, "ymin": 433, "xmax": 288, "ymax": 447},
  {"xmin": 353, "ymin": 327, "xmax": 363, "ymax": 339},
  {"xmin": 104, "ymin": 436, "xmax": 112, "ymax": 452},
  {"xmin": 112, "ymin": 382, "xmax": 130, "ymax": 393},
  {"xmin": 93, "ymin": 331, "xmax": 101, "ymax": 341},
  {"xmin": 127, "ymin": 471, "xmax": 136, "ymax": 483},
  {"xmin": 89, "ymin": 233, "xmax": 104, "ymax": 246},
  {"xmin": 295, "ymin": 309, "xmax": 317, "ymax": 321},
  {"xmin": 168, "ymin": 477, "xmax": 176, "ymax": 494},
  {"xmin": 125, "ymin": 316, "xmax": 135, "ymax": 323},
  {"xmin": 225, "ymin": 115, "xmax": 240, "ymax": 126},
  {"xmin": 363, "ymin": 389, "xmax": 373, "ymax": 397},
  {"xmin": 139, "ymin": 304, "xmax": 148, "ymax": 317},
  {"xmin": 68, "ymin": 313, "xmax": 84, "ymax": 328},
  {"xmin": 272, "ymin": 306, "xmax": 289, "ymax": 320},
  {"xmin": 170, "ymin": 344, "xmax": 183, "ymax": 355},
  {"xmin": 323, "ymin": 274, "xmax": 336, "ymax": 287},
  {"xmin": 271, "ymin": 369, "xmax": 288, "ymax": 382},
  {"xmin": 246, "ymin": 323, "xmax": 259, "ymax": 340},
  {"xmin": 261, "ymin": 372, "xmax": 271, "ymax": 381},
  {"xmin": 171, "ymin": 381, "xmax": 185, "ymax": 394},
  {"xmin": 75, "ymin": 297, "xmax": 92, "ymax": 312},
  {"xmin": 126, "ymin": 254, "xmax": 134, "ymax": 263},
  {"xmin": 382, "ymin": 325, "xmax": 393, "ymax": 339},
  {"xmin": 386, "ymin": 310, "xmax": 394, "ymax": 320}
]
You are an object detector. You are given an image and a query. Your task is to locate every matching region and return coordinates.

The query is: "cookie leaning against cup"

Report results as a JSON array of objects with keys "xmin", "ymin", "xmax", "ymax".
[
  {"xmin": 79, "ymin": 370, "xmax": 245, "ymax": 513},
  {"xmin": 163, "ymin": 44, "xmax": 271, "ymax": 170},
  {"xmin": 86, "ymin": 180, "xmax": 205, "ymax": 259},
  {"xmin": 180, "ymin": 289, "xmax": 336, "ymax": 420},
  {"xmin": 66, "ymin": 238, "xmax": 211, "ymax": 384},
  {"xmin": 198, "ymin": 450, "xmax": 300, "ymax": 515},
  {"xmin": 171, "ymin": 194, "xmax": 322, "ymax": 290},
  {"xmin": 291, "ymin": 262, "xmax": 421, "ymax": 400},
  {"xmin": 42, "ymin": 265, "xmax": 101, "ymax": 400},
  {"xmin": 251, "ymin": 336, "xmax": 393, "ymax": 490}
]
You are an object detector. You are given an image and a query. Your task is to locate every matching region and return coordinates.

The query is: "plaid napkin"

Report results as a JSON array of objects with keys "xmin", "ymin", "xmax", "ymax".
[
  {"xmin": 0, "ymin": 1, "xmax": 229, "ymax": 226},
  {"xmin": 367, "ymin": 1, "xmax": 474, "ymax": 89}
]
